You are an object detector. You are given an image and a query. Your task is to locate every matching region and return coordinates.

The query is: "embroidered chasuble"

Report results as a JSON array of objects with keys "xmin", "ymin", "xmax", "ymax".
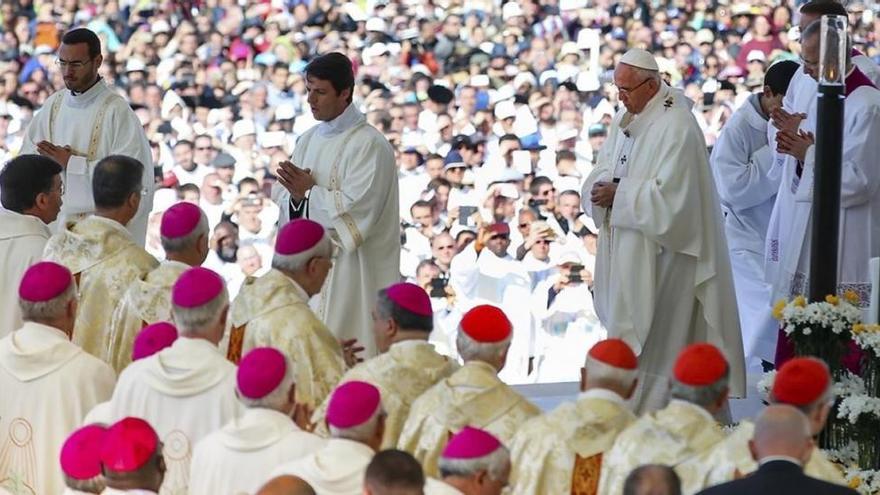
[
  {"xmin": 311, "ymin": 340, "xmax": 459, "ymax": 448},
  {"xmin": 397, "ymin": 360, "xmax": 540, "ymax": 477},
  {"xmin": 43, "ymin": 216, "xmax": 158, "ymax": 360},
  {"xmin": 597, "ymin": 400, "xmax": 725, "ymax": 495},
  {"xmin": 508, "ymin": 389, "xmax": 636, "ymax": 495},
  {"xmin": 224, "ymin": 268, "xmax": 345, "ymax": 409},
  {"xmin": 107, "ymin": 260, "xmax": 189, "ymax": 373},
  {"xmin": 0, "ymin": 322, "xmax": 115, "ymax": 495},
  {"xmin": 272, "ymin": 103, "xmax": 400, "ymax": 359},
  {"xmin": 21, "ymin": 79, "xmax": 154, "ymax": 244}
]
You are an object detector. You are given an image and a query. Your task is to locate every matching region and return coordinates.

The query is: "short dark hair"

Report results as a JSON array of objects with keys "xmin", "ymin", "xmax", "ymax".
[
  {"xmin": 174, "ymin": 139, "xmax": 194, "ymax": 150},
  {"xmin": 559, "ymin": 189, "xmax": 580, "ymax": 201},
  {"xmin": 178, "ymin": 183, "xmax": 200, "ymax": 197},
  {"xmin": 61, "ymin": 28, "xmax": 101, "ymax": 58},
  {"xmin": 376, "ymin": 288, "xmax": 433, "ymax": 332},
  {"xmin": 529, "ymin": 175, "xmax": 554, "ymax": 196},
  {"xmin": 0, "ymin": 155, "xmax": 62, "ymax": 213},
  {"xmin": 410, "ymin": 199, "xmax": 434, "ymax": 215},
  {"xmin": 764, "ymin": 60, "xmax": 800, "ymax": 97},
  {"xmin": 92, "ymin": 155, "xmax": 144, "ymax": 208},
  {"xmin": 238, "ymin": 177, "xmax": 259, "ymax": 191},
  {"xmin": 799, "ymin": 0, "xmax": 848, "ymax": 17},
  {"xmin": 623, "ymin": 465, "xmax": 682, "ymax": 495},
  {"xmin": 364, "ymin": 449, "xmax": 425, "ymax": 492},
  {"xmin": 556, "ymin": 150, "xmax": 576, "ymax": 163},
  {"xmin": 305, "ymin": 52, "xmax": 355, "ymax": 102}
]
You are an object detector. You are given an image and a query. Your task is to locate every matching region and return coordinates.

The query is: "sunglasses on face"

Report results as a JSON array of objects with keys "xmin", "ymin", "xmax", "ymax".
[{"xmin": 490, "ymin": 234, "xmax": 510, "ymax": 241}]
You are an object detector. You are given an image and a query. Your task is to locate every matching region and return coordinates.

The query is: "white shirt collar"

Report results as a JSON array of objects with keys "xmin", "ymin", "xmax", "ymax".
[
  {"xmin": 759, "ymin": 455, "xmax": 803, "ymax": 467},
  {"xmin": 668, "ymin": 399, "xmax": 717, "ymax": 423},
  {"xmin": 317, "ymin": 103, "xmax": 362, "ymax": 137},
  {"xmin": 578, "ymin": 387, "xmax": 629, "ymax": 407}
]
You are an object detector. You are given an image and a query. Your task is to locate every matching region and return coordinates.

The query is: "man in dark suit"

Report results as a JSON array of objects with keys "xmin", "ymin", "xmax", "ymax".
[{"xmin": 696, "ymin": 405, "xmax": 858, "ymax": 495}]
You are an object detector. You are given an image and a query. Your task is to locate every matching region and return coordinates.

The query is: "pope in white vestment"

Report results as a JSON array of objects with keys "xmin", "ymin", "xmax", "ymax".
[
  {"xmin": 20, "ymin": 77, "xmax": 153, "ymax": 244},
  {"xmin": 273, "ymin": 101, "xmax": 400, "ymax": 359},
  {"xmin": 583, "ymin": 51, "xmax": 744, "ymax": 412}
]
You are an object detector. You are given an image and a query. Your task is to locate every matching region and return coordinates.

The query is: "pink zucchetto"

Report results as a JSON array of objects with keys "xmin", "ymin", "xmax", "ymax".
[
  {"xmin": 160, "ymin": 202, "xmax": 203, "ymax": 238},
  {"xmin": 275, "ymin": 219, "xmax": 325, "ymax": 255},
  {"xmin": 386, "ymin": 282, "xmax": 433, "ymax": 317},
  {"xmin": 172, "ymin": 267, "xmax": 224, "ymax": 308},
  {"xmin": 132, "ymin": 322, "xmax": 178, "ymax": 361},
  {"xmin": 60, "ymin": 425, "xmax": 108, "ymax": 480},
  {"xmin": 19, "ymin": 261, "xmax": 73, "ymax": 302},
  {"xmin": 326, "ymin": 381, "xmax": 381, "ymax": 429},
  {"xmin": 100, "ymin": 417, "xmax": 159, "ymax": 473},
  {"xmin": 237, "ymin": 347, "xmax": 287, "ymax": 399},
  {"xmin": 442, "ymin": 426, "xmax": 502, "ymax": 460}
]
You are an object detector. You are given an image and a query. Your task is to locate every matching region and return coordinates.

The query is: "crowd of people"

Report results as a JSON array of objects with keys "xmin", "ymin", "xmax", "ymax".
[{"xmin": 1, "ymin": 0, "xmax": 880, "ymax": 493}]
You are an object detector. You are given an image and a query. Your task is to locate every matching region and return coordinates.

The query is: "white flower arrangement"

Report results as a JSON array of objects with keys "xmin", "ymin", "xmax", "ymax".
[
  {"xmin": 838, "ymin": 395, "xmax": 880, "ymax": 424},
  {"xmin": 853, "ymin": 324, "xmax": 880, "ymax": 357},
  {"xmin": 756, "ymin": 370, "xmax": 776, "ymax": 401},
  {"xmin": 773, "ymin": 294, "xmax": 862, "ymax": 338},
  {"xmin": 825, "ymin": 442, "xmax": 860, "ymax": 467},
  {"xmin": 845, "ymin": 468, "xmax": 880, "ymax": 494},
  {"xmin": 755, "ymin": 370, "xmax": 864, "ymax": 402}
]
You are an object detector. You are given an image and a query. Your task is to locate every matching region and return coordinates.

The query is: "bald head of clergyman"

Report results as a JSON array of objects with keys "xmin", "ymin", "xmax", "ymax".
[
  {"xmin": 748, "ymin": 404, "xmax": 815, "ymax": 466},
  {"xmin": 255, "ymin": 475, "xmax": 316, "ymax": 495}
]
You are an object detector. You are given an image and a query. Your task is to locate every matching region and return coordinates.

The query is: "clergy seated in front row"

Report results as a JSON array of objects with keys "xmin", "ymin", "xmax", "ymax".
[
  {"xmin": 189, "ymin": 347, "xmax": 326, "ymax": 494},
  {"xmin": 269, "ymin": 381, "xmax": 385, "ymax": 495},
  {"xmin": 107, "ymin": 202, "xmax": 209, "ymax": 373},
  {"xmin": 694, "ymin": 406, "xmax": 858, "ymax": 495},
  {"xmin": 106, "ymin": 267, "xmax": 243, "ymax": 494},
  {"xmin": 0, "ymin": 262, "xmax": 115, "ymax": 495},
  {"xmin": 224, "ymin": 218, "xmax": 349, "ymax": 410},
  {"xmin": 598, "ymin": 343, "xmax": 730, "ymax": 495},
  {"xmin": 311, "ymin": 282, "xmax": 459, "ymax": 448},
  {"xmin": 43, "ymin": 155, "xmax": 158, "ymax": 360},
  {"xmin": 424, "ymin": 427, "xmax": 511, "ymax": 495},
  {"xmin": 678, "ymin": 357, "xmax": 846, "ymax": 493},
  {"xmin": 398, "ymin": 304, "xmax": 540, "ymax": 478},
  {"xmin": 508, "ymin": 338, "xmax": 640, "ymax": 495},
  {"xmin": 99, "ymin": 417, "xmax": 167, "ymax": 495}
]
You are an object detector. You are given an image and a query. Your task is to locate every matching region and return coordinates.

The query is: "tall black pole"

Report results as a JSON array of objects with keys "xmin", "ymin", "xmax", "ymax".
[{"xmin": 809, "ymin": 84, "xmax": 844, "ymax": 301}]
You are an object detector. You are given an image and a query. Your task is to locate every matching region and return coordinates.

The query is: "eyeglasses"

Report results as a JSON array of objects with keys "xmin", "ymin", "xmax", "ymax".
[
  {"xmin": 55, "ymin": 58, "xmax": 93, "ymax": 70},
  {"xmin": 615, "ymin": 77, "xmax": 653, "ymax": 96},
  {"xmin": 534, "ymin": 239, "xmax": 552, "ymax": 245},
  {"xmin": 518, "ymin": 223, "xmax": 529, "ymax": 229},
  {"xmin": 490, "ymin": 234, "xmax": 510, "ymax": 241},
  {"xmin": 435, "ymin": 245, "xmax": 455, "ymax": 250},
  {"xmin": 539, "ymin": 188, "xmax": 556, "ymax": 196}
]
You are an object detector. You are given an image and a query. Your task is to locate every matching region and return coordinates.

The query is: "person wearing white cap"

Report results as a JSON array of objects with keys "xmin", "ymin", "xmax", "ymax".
[
  {"xmin": 20, "ymin": 28, "xmax": 153, "ymax": 245},
  {"xmin": 582, "ymin": 48, "xmax": 744, "ymax": 413}
]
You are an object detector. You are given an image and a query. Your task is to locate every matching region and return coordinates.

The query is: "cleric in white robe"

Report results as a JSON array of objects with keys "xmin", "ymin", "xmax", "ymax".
[
  {"xmin": 20, "ymin": 28, "xmax": 153, "ymax": 245},
  {"xmin": 0, "ymin": 262, "xmax": 115, "ymax": 495},
  {"xmin": 0, "ymin": 155, "xmax": 62, "ymax": 338},
  {"xmin": 99, "ymin": 417, "xmax": 165, "ymax": 494},
  {"xmin": 424, "ymin": 427, "xmax": 511, "ymax": 495},
  {"xmin": 60, "ymin": 424, "xmax": 108, "ymax": 495},
  {"xmin": 582, "ymin": 49, "xmax": 744, "ymax": 412},
  {"xmin": 711, "ymin": 61, "xmax": 800, "ymax": 372},
  {"xmin": 106, "ymin": 267, "xmax": 242, "ymax": 494},
  {"xmin": 268, "ymin": 381, "xmax": 384, "ymax": 494},
  {"xmin": 272, "ymin": 53, "xmax": 400, "ymax": 359},
  {"xmin": 188, "ymin": 347, "xmax": 325, "ymax": 495}
]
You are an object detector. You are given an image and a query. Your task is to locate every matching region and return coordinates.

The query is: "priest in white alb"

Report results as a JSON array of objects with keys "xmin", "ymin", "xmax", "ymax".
[
  {"xmin": 0, "ymin": 262, "xmax": 115, "ymax": 495},
  {"xmin": 20, "ymin": 28, "xmax": 153, "ymax": 244},
  {"xmin": 582, "ymin": 48, "xmax": 744, "ymax": 412},
  {"xmin": 311, "ymin": 282, "xmax": 459, "ymax": 448},
  {"xmin": 272, "ymin": 52, "xmax": 400, "ymax": 359},
  {"xmin": 268, "ymin": 381, "xmax": 384, "ymax": 494},
  {"xmin": 189, "ymin": 347, "xmax": 325, "ymax": 495},
  {"xmin": 107, "ymin": 202, "xmax": 208, "ymax": 372},
  {"xmin": 508, "ymin": 339, "xmax": 639, "ymax": 495},
  {"xmin": 0, "ymin": 155, "xmax": 63, "ymax": 338},
  {"xmin": 424, "ymin": 427, "xmax": 511, "ymax": 495},
  {"xmin": 225, "ymin": 219, "xmax": 348, "ymax": 409},
  {"xmin": 106, "ymin": 267, "xmax": 242, "ymax": 494},
  {"xmin": 43, "ymin": 155, "xmax": 158, "ymax": 360}
]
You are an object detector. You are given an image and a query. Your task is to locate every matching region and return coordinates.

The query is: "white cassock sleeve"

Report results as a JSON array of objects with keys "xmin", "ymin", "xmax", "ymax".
[
  {"xmin": 711, "ymin": 124, "xmax": 779, "ymax": 210},
  {"xmin": 581, "ymin": 128, "xmax": 616, "ymax": 226},
  {"xmin": 449, "ymin": 243, "xmax": 481, "ymax": 304},
  {"xmin": 306, "ymin": 136, "xmax": 396, "ymax": 252}
]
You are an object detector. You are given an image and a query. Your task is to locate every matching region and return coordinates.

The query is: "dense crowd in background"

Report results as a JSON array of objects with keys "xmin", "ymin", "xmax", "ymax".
[{"xmin": 1, "ymin": 0, "xmax": 878, "ymax": 382}]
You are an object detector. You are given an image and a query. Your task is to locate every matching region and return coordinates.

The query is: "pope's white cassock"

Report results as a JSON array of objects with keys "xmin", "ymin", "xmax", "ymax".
[
  {"xmin": 765, "ymin": 68, "xmax": 880, "ymax": 308},
  {"xmin": 272, "ymin": 103, "xmax": 399, "ymax": 358},
  {"xmin": 20, "ymin": 79, "xmax": 154, "ymax": 244},
  {"xmin": 0, "ymin": 210, "xmax": 50, "ymax": 339},
  {"xmin": 107, "ymin": 337, "xmax": 243, "ymax": 495},
  {"xmin": 188, "ymin": 408, "xmax": 326, "ymax": 495},
  {"xmin": 0, "ymin": 322, "xmax": 115, "ymax": 495},
  {"xmin": 583, "ymin": 82, "xmax": 745, "ymax": 412},
  {"xmin": 269, "ymin": 438, "xmax": 374, "ymax": 495},
  {"xmin": 710, "ymin": 93, "xmax": 781, "ymax": 372}
]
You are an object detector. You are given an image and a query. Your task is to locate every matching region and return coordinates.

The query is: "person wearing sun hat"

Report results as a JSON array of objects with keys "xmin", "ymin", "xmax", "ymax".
[
  {"xmin": 100, "ymin": 417, "xmax": 165, "ymax": 493},
  {"xmin": 311, "ymin": 282, "xmax": 459, "ymax": 448},
  {"xmin": 225, "ymin": 218, "xmax": 347, "ymax": 409},
  {"xmin": 678, "ymin": 357, "xmax": 846, "ymax": 493},
  {"xmin": 188, "ymin": 347, "xmax": 326, "ymax": 494},
  {"xmin": 509, "ymin": 339, "xmax": 639, "ymax": 494},
  {"xmin": 599, "ymin": 343, "xmax": 730, "ymax": 495},
  {"xmin": 107, "ymin": 266, "xmax": 241, "ymax": 494},
  {"xmin": 0, "ymin": 262, "xmax": 115, "ymax": 495},
  {"xmin": 269, "ymin": 381, "xmax": 385, "ymax": 494},
  {"xmin": 398, "ymin": 304, "xmax": 539, "ymax": 477},
  {"xmin": 424, "ymin": 427, "xmax": 511, "ymax": 495},
  {"xmin": 106, "ymin": 201, "xmax": 209, "ymax": 373}
]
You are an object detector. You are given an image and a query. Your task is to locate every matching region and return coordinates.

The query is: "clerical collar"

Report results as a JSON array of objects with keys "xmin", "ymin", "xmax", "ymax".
[
  {"xmin": 578, "ymin": 387, "xmax": 628, "ymax": 406},
  {"xmin": 70, "ymin": 77, "xmax": 103, "ymax": 97},
  {"xmin": 317, "ymin": 102, "xmax": 363, "ymax": 137},
  {"xmin": 759, "ymin": 455, "xmax": 803, "ymax": 467}
]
